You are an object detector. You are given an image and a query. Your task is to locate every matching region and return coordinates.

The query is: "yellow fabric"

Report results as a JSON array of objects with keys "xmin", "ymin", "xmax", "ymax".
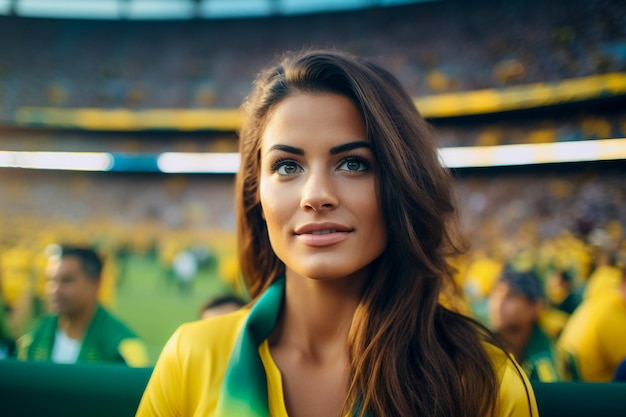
[
  {"xmin": 538, "ymin": 308, "xmax": 570, "ymax": 340},
  {"xmin": 136, "ymin": 309, "xmax": 538, "ymax": 417},
  {"xmin": 558, "ymin": 291, "xmax": 626, "ymax": 381},
  {"xmin": 119, "ymin": 338, "xmax": 150, "ymax": 368},
  {"xmin": 465, "ymin": 256, "xmax": 504, "ymax": 298},
  {"xmin": 583, "ymin": 265, "xmax": 622, "ymax": 300}
]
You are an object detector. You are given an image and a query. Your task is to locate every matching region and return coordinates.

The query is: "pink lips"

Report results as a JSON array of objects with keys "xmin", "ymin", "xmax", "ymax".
[{"xmin": 295, "ymin": 222, "xmax": 352, "ymax": 247}]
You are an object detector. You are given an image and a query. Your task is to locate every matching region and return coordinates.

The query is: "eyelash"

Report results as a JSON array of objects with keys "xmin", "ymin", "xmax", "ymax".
[
  {"xmin": 269, "ymin": 157, "xmax": 299, "ymax": 175},
  {"xmin": 270, "ymin": 154, "xmax": 371, "ymax": 176}
]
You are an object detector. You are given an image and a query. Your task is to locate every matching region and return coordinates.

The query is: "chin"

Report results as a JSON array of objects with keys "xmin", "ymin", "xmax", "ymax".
[{"xmin": 297, "ymin": 264, "xmax": 372, "ymax": 282}]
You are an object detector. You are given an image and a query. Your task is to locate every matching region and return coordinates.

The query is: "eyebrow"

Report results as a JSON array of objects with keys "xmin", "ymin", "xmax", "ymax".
[
  {"xmin": 330, "ymin": 141, "xmax": 371, "ymax": 155},
  {"xmin": 267, "ymin": 141, "xmax": 370, "ymax": 156}
]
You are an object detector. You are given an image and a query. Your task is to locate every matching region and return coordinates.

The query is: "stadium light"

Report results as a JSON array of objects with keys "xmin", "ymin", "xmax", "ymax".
[
  {"xmin": 157, "ymin": 152, "xmax": 240, "ymax": 173},
  {"xmin": 0, "ymin": 151, "xmax": 114, "ymax": 171},
  {"xmin": 1, "ymin": 139, "xmax": 624, "ymax": 173},
  {"xmin": 439, "ymin": 138, "xmax": 626, "ymax": 168}
]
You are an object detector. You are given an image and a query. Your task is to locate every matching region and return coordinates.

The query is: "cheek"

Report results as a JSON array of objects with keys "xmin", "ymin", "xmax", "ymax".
[
  {"xmin": 503, "ymin": 300, "xmax": 529, "ymax": 323},
  {"xmin": 488, "ymin": 297, "xmax": 502, "ymax": 318},
  {"xmin": 259, "ymin": 182, "xmax": 287, "ymax": 241},
  {"xmin": 352, "ymin": 179, "xmax": 382, "ymax": 223}
]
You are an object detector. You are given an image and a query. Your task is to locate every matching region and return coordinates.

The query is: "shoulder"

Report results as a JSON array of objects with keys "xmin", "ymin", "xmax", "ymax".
[
  {"xmin": 136, "ymin": 308, "xmax": 250, "ymax": 416},
  {"xmin": 91, "ymin": 306, "xmax": 150, "ymax": 365},
  {"xmin": 93, "ymin": 305, "xmax": 130, "ymax": 331},
  {"xmin": 484, "ymin": 343, "xmax": 540, "ymax": 417},
  {"xmin": 21, "ymin": 314, "xmax": 56, "ymax": 341},
  {"xmin": 569, "ymin": 293, "xmax": 623, "ymax": 326},
  {"xmin": 31, "ymin": 314, "xmax": 57, "ymax": 329}
]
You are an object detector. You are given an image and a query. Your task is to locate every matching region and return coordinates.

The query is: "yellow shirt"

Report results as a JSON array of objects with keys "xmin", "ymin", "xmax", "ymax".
[
  {"xmin": 583, "ymin": 265, "xmax": 622, "ymax": 300},
  {"xmin": 558, "ymin": 291, "xmax": 626, "ymax": 381},
  {"xmin": 136, "ymin": 309, "xmax": 538, "ymax": 417}
]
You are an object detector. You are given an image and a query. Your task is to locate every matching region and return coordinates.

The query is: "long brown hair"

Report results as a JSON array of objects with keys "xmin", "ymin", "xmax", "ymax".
[{"xmin": 236, "ymin": 49, "xmax": 501, "ymax": 417}]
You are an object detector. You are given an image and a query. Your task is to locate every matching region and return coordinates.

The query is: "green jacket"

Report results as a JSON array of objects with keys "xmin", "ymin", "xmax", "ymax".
[
  {"xmin": 17, "ymin": 305, "xmax": 148, "ymax": 366},
  {"xmin": 523, "ymin": 324, "xmax": 577, "ymax": 382}
]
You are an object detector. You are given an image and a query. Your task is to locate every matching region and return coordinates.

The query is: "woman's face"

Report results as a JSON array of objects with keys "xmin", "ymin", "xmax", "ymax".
[{"xmin": 259, "ymin": 93, "xmax": 387, "ymax": 282}]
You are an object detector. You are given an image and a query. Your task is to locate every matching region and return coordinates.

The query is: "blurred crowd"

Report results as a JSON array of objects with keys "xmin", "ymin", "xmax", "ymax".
[
  {"xmin": 1, "ymin": 167, "xmax": 624, "ymax": 380},
  {"xmin": 0, "ymin": 0, "xmax": 625, "ymax": 113}
]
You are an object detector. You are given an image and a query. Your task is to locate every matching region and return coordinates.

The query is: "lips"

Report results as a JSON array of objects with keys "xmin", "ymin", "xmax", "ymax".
[
  {"xmin": 309, "ymin": 230, "xmax": 339, "ymax": 235},
  {"xmin": 294, "ymin": 223, "xmax": 353, "ymax": 247},
  {"xmin": 294, "ymin": 222, "xmax": 353, "ymax": 235}
]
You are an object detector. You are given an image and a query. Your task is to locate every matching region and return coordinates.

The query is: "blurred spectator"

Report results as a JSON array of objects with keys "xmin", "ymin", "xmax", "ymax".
[
  {"xmin": 172, "ymin": 249, "xmax": 198, "ymax": 295},
  {"xmin": 558, "ymin": 263, "xmax": 626, "ymax": 381},
  {"xmin": 546, "ymin": 268, "xmax": 582, "ymax": 315},
  {"xmin": 583, "ymin": 248, "xmax": 623, "ymax": 300},
  {"xmin": 199, "ymin": 294, "xmax": 246, "ymax": 320},
  {"xmin": 16, "ymin": 245, "xmax": 148, "ymax": 366},
  {"xmin": 488, "ymin": 266, "xmax": 571, "ymax": 381}
]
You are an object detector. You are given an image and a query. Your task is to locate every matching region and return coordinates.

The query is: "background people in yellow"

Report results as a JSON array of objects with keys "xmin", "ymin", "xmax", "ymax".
[
  {"xmin": 16, "ymin": 246, "xmax": 148, "ymax": 366},
  {"xmin": 558, "ymin": 261, "xmax": 626, "ymax": 381}
]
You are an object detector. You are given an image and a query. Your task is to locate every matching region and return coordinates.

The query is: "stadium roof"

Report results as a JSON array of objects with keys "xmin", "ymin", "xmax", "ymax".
[{"xmin": 0, "ymin": 0, "xmax": 435, "ymax": 20}]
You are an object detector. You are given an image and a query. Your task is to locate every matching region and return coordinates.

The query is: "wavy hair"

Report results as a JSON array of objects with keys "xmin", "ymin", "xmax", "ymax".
[{"xmin": 236, "ymin": 49, "xmax": 501, "ymax": 417}]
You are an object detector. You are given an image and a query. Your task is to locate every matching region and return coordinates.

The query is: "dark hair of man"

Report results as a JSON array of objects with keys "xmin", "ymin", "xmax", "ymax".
[
  {"xmin": 60, "ymin": 246, "xmax": 103, "ymax": 281},
  {"xmin": 499, "ymin": 266, "xmax": 544, "ymax": 302},
  {"xmin": 199, "ymin": 294, "xmax": 246, "ymax": 315},
  {"xmin": 236, "ymin": 49, "xmax": 520, "ymax": 417}
]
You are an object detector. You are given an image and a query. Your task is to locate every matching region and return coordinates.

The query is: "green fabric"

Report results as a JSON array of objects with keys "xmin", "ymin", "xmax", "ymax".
[
  {"xmin": 523, "ymin": 324, "xmax": 564, "ymax": 382},
  {"xmin": 215, "ymin": 276, "xmax": 285, "ymax": 417},
  {"xmin": 215, "ymin": 276, "xmax": 367, "ymax": 417},
  {"xmin": 18, "ymin": 305, "xmax": 138, "ymax": 364}
]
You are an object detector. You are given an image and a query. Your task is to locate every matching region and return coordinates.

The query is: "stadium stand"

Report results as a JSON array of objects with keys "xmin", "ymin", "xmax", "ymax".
[{"xmin": 0, "ymin": 0, "xmax": 625, "ymax": 112}]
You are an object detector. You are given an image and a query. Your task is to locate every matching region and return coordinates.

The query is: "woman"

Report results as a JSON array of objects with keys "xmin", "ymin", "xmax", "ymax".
[{"xmin": 136, "ymin": 49, "xmax": 538, "ymax": 417}]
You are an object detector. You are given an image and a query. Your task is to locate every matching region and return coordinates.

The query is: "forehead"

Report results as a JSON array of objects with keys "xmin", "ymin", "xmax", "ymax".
[
  {"xmin": 51, "ymin": 256, "xmax": 84, "ymax": 277},
  {"xmin": 494, "ymin": 281, "xmax": 530, "ymax": 300},
  {"xmin": 260, "ymin": 93, "xmax": 366, "ymax": 152}
]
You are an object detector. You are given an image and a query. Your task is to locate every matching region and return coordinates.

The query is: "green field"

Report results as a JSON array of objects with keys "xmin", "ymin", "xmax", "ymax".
[{"xmin": 111, "ymin": 254, "xmax": 233, "ymax": 364}]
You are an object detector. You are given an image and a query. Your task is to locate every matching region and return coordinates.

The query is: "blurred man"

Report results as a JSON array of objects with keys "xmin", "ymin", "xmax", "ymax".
[
  {"xmin": 17, "ymin": 246, "xmax": 148, "ymax": 366},
  {"xmin": 488, "ymin": 266, "xmax": 569, "ymax": 381},
  {"xmin": 558, "ymin": 263, "xmax": 626, "ymax": 381}
]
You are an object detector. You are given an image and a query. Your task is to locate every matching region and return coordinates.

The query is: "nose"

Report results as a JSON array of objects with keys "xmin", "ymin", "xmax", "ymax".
[{"xmin": 300, "ymin": 166, "xmax": 339, "ymax": 211}]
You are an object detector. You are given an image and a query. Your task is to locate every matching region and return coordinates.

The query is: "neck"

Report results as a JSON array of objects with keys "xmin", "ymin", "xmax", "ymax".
[
  {"xmin": 58, "ymin": 303, "xmax": 98, "ymax": 340},
  {"xmin": 270, "ymin": 271, "xmax": 365, "ymax": 361}
]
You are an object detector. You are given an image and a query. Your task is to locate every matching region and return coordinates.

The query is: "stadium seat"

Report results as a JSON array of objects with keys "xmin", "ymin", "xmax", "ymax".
[{"xmin": 1, "ymin": 359, "xmax": 625, "ymax": 417}]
